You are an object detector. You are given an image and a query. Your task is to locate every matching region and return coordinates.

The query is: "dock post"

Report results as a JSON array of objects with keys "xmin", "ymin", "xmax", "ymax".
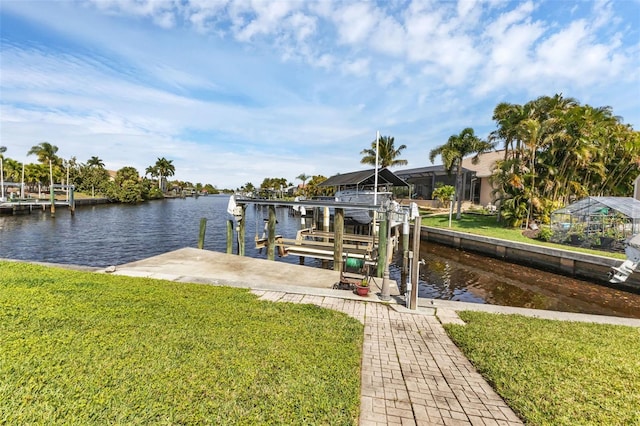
[
  {"xmin": 401, "ymin": 218, "xmax": 410, "ymax": 295},
  {"xmin": 377, "ymin": 213, "xmax": 387, "ymax": 278},
  {"xmin": 198, "ymin": 218, "xmax": 207, "ymax": 249},
  {"xmin": 226, "ymin": 220, "xmax": 233, "ymax": 254},
  {"xmin": 409, "ymin": 216, "xmax": 421, "ymax": 310},
  {"xmin": 49, "ymin": 185, "xmax": 56, "ymax": 217},
  {"xmin": 238, "ymin": 205, "xmax": 246, "ymax": 256},
  {"xmin": 69, "ymin": 186, "xmax": 75, "ymax": 216},
  {"xmin": 267, "ymin": 205, "xmax": 276, "ymax": 260},
  {"xmin": 333, "ymin": 208, "xmax": 344, "ymax": 271}
]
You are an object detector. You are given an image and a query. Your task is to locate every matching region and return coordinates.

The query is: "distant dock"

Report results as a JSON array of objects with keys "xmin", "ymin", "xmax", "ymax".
[
  {"xmin": 0, "ymin": 200, "xmax": 65, "ymax": 215},
  {"xmin": 0, "ymin": 197, "xmax": 110, "ymax": 215}
]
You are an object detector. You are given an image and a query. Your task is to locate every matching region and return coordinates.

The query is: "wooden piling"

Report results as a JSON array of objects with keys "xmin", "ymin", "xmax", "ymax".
[
  {"xmin": 49, "ymin": 186, "xmax": 55, "ymax": 217},
  {"xmin": 198, "ymin": 218, "xmax": 207, "ymax": 249},
  {"xmin": 333, "ymin": 208, "xmax": 344, "ymax": 271},
  {"xmin": 267, "ymin": 205, "xmax": 276, "ymax": 260},
  {"xmin": 226, "ymin": 220, "xmax": 233, "ymax": 254},
  {"xmin": 69, "ymin": 186, "xmax": 75, "ymax": 216}
]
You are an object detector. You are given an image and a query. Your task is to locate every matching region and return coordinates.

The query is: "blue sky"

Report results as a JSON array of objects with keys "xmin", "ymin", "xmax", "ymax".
[{"xmin": 1, "ymin": 0, "xmax": 638, "ymax": 189}]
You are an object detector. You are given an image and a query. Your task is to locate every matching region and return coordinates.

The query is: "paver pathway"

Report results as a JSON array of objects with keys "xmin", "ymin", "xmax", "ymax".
[{"xmin": 252, "ymin": 290, "xmax": 523, "ymax": 426}]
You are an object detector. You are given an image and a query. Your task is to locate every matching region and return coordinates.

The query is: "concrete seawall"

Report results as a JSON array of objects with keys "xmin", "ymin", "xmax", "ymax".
[
  {"xmin": 421, "ymin": 226, "xmax": 640, "ymax": 288},
  {"xmin": 74, "ymin": 198, "xmax": 111, "ymax": 206}
]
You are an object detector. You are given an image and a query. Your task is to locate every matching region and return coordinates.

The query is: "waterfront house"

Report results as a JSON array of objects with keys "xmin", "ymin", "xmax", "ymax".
[{"xmin": 395, "ymin": 150, "xmax": 503, "ymax": 208}]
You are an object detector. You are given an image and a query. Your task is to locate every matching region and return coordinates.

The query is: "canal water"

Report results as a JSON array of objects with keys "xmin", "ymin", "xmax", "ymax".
[{"xmin": 1, "ymin": 195, "xmax": 639, "ymax": 319}]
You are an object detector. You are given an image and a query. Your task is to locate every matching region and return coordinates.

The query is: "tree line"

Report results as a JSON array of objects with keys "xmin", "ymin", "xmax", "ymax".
[
  {"xmin": 0, "ymin": 143, "xmax": 220, "ymax": 203},
  {"xmin": 419, "ymin": 95, "xmax": 639, "ymax": 225}
]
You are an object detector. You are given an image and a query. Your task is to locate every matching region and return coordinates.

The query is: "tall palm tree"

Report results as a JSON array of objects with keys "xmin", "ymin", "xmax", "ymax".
[
  {"xmin": 145, "ymin": 165, "xmax": 158, "ymax": 179},
  {"xmin": 27, "ymin": 142, "xmax": 60, "ymax": 185},
  {"xmin": 360, "ymin": 135, "xmax": 408, "ymax": 168},
  {"xmin": 153, "ymin": 157, "xmax": 175, "ymax": 191},
  {"xmin": 430, "ymin": 128, "xmax": 495, "ymax": 219},
  {"xmin": 296, "ymin": 173, "xmax": 309, "ymax": 195},
  {"xmin": 87, "ymin": 156, "xmax": 105, "ymax": 168},
  {"xmin": 27, "ymin": 142, "xmax": 59, "ymax": 165}
]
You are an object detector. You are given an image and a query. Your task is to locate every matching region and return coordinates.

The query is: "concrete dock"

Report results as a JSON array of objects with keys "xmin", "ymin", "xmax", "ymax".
[
  {"xmin": 104, "ymin": 247, "xmax": 640, "ymax": 425},
  {"xmin": 111, "ymin": 247, "xmax": 399, "ymax": 300}
]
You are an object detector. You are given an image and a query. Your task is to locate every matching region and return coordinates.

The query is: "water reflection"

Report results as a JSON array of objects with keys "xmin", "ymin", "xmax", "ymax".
[{"xmin": 413, "ymin": 242, "xmax": 640, "ymax": 318}]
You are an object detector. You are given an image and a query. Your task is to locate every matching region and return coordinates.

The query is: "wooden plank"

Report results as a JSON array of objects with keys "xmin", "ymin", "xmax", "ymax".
[
  {"xmin": 276, "ymin": 238, "xmax": 370, "ymax": 252},
  {"xmin": 298, "ymin": 229, "xmax": 374, "ymax": 243}
]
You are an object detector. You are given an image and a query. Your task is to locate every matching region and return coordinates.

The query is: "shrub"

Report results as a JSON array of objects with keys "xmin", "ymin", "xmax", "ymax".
[{"xmin": 537, "ymin": 226, "xmax": 553, "ymax": 242}]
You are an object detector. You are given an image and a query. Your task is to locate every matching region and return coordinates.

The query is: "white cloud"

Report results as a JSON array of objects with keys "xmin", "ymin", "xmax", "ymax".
[
  {"xmin": 341, "ymin": 58, "xmax": 371, "ymax": 77},
  {"xmin": 369, "ymin": 14, "xmax": 406, "ymax": 56},
  {"xmin": 231, "ymin": 0, "xmax": 299, "ymax": 42},
  {"xmin": 333, "ymin": 2, "xmax": 378, "ymax": 46},
  {"xmin": 89, "ymin": 0, "xmax": 178, "ymax": 28}
]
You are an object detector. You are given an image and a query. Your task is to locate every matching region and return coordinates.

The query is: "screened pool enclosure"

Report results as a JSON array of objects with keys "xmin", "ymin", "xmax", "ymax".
[{"xmin": 550, "ymin": 197, "xmax": 640, "ymax": 251}]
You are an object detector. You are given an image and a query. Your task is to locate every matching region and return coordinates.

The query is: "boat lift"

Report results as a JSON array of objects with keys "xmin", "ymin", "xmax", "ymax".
[{"xmin": 609, "ymin": 233, "xmax": 640, "ymax": 283}]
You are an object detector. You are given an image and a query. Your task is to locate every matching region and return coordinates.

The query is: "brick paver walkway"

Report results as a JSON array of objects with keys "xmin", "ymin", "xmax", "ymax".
[{"xmin": 252, "ymin": 291, "xmax": 523, "ymax": 426}]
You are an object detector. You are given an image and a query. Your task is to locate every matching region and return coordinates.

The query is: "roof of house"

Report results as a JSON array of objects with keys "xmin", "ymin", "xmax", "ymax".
[
  {"xmin": 394, "ymin": 164, "xmax": 472, "ymax": 179},
  {"xmin": 319, "ymin": 167, "xmax": 408, "ymax": 187}
]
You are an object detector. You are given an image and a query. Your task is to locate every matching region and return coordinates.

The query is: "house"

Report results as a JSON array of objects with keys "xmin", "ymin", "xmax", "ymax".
[
  {"xmin": 461, "ymin": 150, "xmax": 503, "ymax": 206},
  {"xmin": 395, "ymin": 150, "xmax": 503, "ymax": 207}
]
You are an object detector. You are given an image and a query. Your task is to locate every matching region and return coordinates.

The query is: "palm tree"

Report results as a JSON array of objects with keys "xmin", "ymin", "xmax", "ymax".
[
  {"xmin": 145, "ymin": 165, "xmax": 158, "ymax": 179},
  {"xmin": 296, "ymin": 173, "xmax": 309, "ymax": 195},
  {"xmin": 27, "ymin": 142, "xmax": 60, "ymax": 185},
  {"xmin": 87, "ymin": 156, "xmax": 105, "ymax": 168},
  {"xmin": 24, "ymin": 163, "xmax": 48, "ymax": 195},
  {"xmin": 27, "ymin": 142, "xmax": 59, "ymax": 165},
  {"xmin": 0, "ymin": 146, "xmax": 6, "ymax": 157},
  {"xmin": 429, "ymin": 128, "xmax": 495, "ymax": 219},
  {"xmin": 2, "ymin": 158, "xmax": 21, "ymax": 182},
  {"xmin": 153, "ymin": 157, "xmax": 175, "ymax": 191},
  {"xmin": 360, "ymin": 135, "xmax": 408, "ymax": 168}
]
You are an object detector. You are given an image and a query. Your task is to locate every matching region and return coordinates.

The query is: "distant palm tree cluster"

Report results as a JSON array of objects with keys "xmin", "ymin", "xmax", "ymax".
[{"xmin": 0, "ymin": 145, "xmax": 218, "ymax": 204}]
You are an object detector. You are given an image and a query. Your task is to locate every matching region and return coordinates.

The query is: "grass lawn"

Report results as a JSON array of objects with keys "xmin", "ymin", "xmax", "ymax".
[
  {"xmin": 421, "ymin": 213, "xmax": 626, "ymax": 259},
  {"xmin": 445, "ymin": 311, "xmax": 640, "ymax": 426},
  {"xmin": 0, "ymin": 262, "xmax": 363, "ymax": 424}
]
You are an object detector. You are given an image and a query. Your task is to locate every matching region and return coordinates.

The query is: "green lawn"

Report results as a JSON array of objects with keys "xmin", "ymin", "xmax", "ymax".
[
  {"xmin": 421, "ymin": 213, "xmax": 626, "ymax": 259},
  {"xmin": 445, "ymin": 311, "xmax": 640, "ymax": 426},
  {"xmin": 0, "ymin": 262, "xmax": 363, "ymax": 424}
]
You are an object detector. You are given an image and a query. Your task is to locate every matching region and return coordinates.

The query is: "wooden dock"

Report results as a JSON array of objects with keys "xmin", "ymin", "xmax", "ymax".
[
  {"xmin": 256, "ymin": 227, "xmax": 378, "ymax": 265},
  {"xmin": 0, "ymin": 183, "xmax": 77, "ymax": 216},
  {"xmin": 0, "ymin": 200, "xmax": 69, "ymax": 215}
]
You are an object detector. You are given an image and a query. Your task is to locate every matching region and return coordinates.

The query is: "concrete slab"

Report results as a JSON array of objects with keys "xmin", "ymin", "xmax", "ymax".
[
  {"xmin": 110, "ymin": 247, "xmax": 400, "ymax": 298},
  {"xmin": 423, "ymin": 298, "xmax": 640, "ymax": 327},
  {"xmin": 436, "ymin": 308, "xmax": 467, "ymax": 326}
]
